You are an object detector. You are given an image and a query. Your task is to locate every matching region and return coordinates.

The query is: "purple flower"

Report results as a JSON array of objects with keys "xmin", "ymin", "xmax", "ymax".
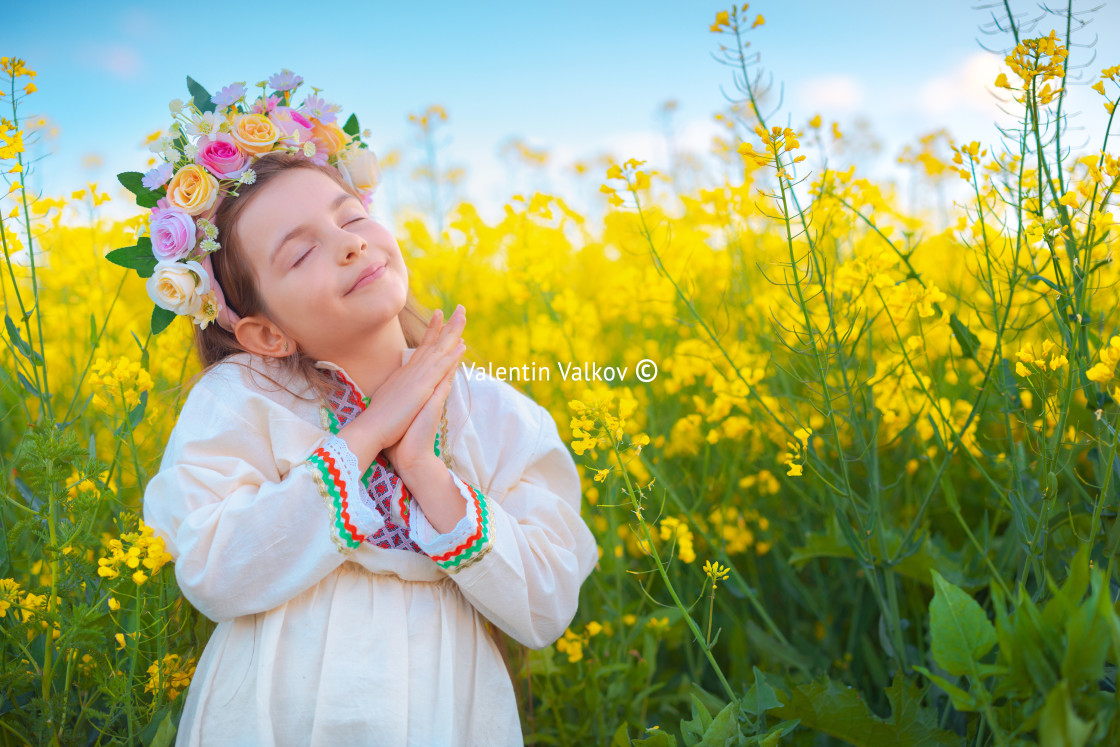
[
  {"xmin": 211, "ymin": 82, "xmax": 247, "ymax": 108},
  {"xmin": 268, "ymin": 69, "xmax": 303, "ymax": 92},
  {"xmin": 141, "ymin": 163, "xmax": 174, "ymax": 190},
  {"xmin": 149, "ymin": 207, "xmax": 198, "ymax": 262},
  {"xmin": 301, "ymin": 95, "xmax": 340, "ymax": 124}
]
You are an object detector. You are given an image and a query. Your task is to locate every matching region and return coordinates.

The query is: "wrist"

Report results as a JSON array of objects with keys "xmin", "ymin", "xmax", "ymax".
[
  {"xmin": 337, "ymin": 418, "xmax": 386, "ymax": 472},
  {"xmin": 394, "ymin": 453, "xmax": 445, "ymax": 485}
]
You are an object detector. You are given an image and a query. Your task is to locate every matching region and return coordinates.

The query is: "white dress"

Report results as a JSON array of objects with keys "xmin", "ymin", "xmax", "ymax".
[{"xmin": 142, "ymin": 347, "xmax": 599, "ymax": 746}]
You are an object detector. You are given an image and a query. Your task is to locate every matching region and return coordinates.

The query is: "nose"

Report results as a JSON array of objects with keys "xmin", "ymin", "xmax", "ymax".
[{"xmin": 338, "ymin": 223, "xmax": 367, "ymax": 261}]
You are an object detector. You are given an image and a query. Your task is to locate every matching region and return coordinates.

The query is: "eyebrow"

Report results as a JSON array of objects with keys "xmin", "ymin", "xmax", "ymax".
[{"xmin": 269, "ymin": 191, "xmax": 360, "ymax": 266}]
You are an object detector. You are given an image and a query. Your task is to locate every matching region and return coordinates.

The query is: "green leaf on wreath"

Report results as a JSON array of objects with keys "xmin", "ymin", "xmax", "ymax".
[
  {"xmin": 117, "ymin": 172, "xmax": 164, "ymax": 208},
  {"xmin": 186, "ymin": 75, "xmax": 216, "ymax": 114},
  {"xmin": 151, "ymin": 305, "xmax": 176, "ymax": 336}
]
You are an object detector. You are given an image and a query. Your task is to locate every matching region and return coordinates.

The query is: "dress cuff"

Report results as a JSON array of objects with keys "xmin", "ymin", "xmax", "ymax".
[
  {"xmin": 306, "ymin": 435, "xmax": 384, "ymax": 553},
  {"xmin": 409, "ymin": 471, "xmax": 494, "ymax": 574}
]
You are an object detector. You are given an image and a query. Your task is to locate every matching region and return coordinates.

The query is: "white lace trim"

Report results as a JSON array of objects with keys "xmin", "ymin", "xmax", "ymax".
[
  {"xmin": 322, "ymin": 435, "xmax": 383, "ymax": 538},
  {"xmin": 408, "ymin": 470, "xmax": 478, "ymax": 556}
]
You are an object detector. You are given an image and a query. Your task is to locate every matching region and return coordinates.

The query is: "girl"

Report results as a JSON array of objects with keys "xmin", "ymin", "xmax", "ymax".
[{"xmin": 136, "ymin": 85, "xmax": 599, "ymax": 745}]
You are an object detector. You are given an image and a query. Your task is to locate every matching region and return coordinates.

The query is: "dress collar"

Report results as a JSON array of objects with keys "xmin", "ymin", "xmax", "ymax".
[{"xmin": 313, "ymin": 347, "xmax": 419, "ymax": 420}]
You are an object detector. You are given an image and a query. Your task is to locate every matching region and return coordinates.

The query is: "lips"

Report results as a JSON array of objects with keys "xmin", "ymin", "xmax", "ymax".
[{"xmin": 347, "ymin": 261, "xmax": 387, "ymax": 295}]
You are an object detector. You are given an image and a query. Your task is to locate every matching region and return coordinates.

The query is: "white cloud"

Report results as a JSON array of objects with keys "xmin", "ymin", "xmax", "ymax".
[
  {"xmin": 794, "ymin": 74, "xmax": 867, "ymax": 114},
  {"xmin": 79, "ymin": 44, "xmax": 142, "ymax": 79},
  {"xmin": 916, "ymin": 51, "xmax": 1004, "ymax": 116}
]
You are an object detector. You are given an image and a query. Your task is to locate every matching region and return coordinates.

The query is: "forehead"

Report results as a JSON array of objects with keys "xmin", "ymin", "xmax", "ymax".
[{"xmin": 235, "ymin": 168, "xmax": 349, "ymax": 259}]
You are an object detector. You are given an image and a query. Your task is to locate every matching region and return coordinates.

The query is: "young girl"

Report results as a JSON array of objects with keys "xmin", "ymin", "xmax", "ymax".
[{"xmin": 131, "ymin": 76, "xmax": 599, "ymax": 745}]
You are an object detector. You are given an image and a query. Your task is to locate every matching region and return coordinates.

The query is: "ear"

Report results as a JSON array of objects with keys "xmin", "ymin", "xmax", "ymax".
[{"xmin": 232, "ymin": 315, "xmax": 293, "ymax": 358}]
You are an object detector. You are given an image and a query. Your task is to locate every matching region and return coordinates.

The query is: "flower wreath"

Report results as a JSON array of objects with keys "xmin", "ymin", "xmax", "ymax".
[{"xmin": 107, "ymin": 70, "xmax": 382, "ymax": 335}]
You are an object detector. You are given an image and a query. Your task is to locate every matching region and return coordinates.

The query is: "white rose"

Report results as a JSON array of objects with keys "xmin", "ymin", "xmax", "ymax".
[
  {"xmin": 146, "ymin": 260, "xmax": 210, "ymax": 316},
  {"xmin": 336, "ymin": 146, "xmax": 382, "ymax": 195}
]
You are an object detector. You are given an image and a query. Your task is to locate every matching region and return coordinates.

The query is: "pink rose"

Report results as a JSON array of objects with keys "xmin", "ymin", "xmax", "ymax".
[
  {"xmin": 195, "ymin": 134, "xmax": 248, "ymax": 180},
  {"xmin": 270, "ymin": 106, "xmax": 314, "ymax": 145},
  {"xmin": 149, "ymin": 207, "xmax": 197, "ymax": 262}
]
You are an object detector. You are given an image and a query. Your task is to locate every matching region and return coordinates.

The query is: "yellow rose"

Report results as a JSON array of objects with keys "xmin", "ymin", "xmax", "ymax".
[
  {"xmin": 165, "ymin": 164, "xmax": 219, "ymax": 216},
  {"xmin": 336, "ymin": 145, "xmax": 382, "ymax": 194},
  {"xmin": 146, "ymin": 260, "xmax": 210, "ymax": 316},
  {"xmin": 311, "ymin": 120, "xmax": 349, "ymax": 157},
  {"xmin": 231, "ymin": 113, "xmax": 279, "ymax": 155}
]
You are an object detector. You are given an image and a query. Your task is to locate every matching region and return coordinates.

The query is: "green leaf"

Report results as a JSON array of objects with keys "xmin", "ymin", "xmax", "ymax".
[
  {"xmin": 116, "ymin": 172, "xmax": 163, "ymax": 208},
  {"xmin": 913, "ymin": 666, "xmax": 979, "ymax": 712},
  {"xmin": 128, "ymin": 391, "xmax": 148, "ymax": 431},
  {"xmin": 928, "ymin": 569, "xmax": 996, "ymax": 677},
  {"xmin": 141, "ymin": 707, "xmax": 177, "ymax": 747},
  {"xmin": 949, "ymin": 313, "xmax": 981, "ymax": 360},
  {"xmin": 151, "ymin": 305, "xmax": 176, "ymax": 336},
  {"xmin": 1039, "ymin": 681, "xmax": 1093, "ymax": 747},
  {"xmin": 16, "ymin": 369, "xmax": 40, "ymax": 398},
  {"xmin": 632, "ymin": 730, "xmax": 677, "ymax": 747},
  {"xmin": 1028, "ymin": 274, "xmax": 1064, "ymax": 294},
  {"xmin": 5, "ymin": 314, "xmax": 43, "ymax": 365},
  {"xmin": 343, "ymin": 113, "xmax": 360, "ymax": 137},
  {"xmin": 186, "ymin": 75, "xmax": 216, "ymax": 114},
  {"xmin": 106, "ymin": 238, "xmax": 157, "ymax": 278},
  {"xmin": 790, "ymin": 521, "xmax": 986, "ymax": 592},
  {"xmin": 771, "ymin": 673, "xmax": 962, "ymax": 747},
  {"xmin": 754, "ymin": 721, "xmax": 800, "ymax": 747},
  {"xmin": 13, "ymin": 475, "xmax": 42, "ymax": 510},
  {"xmin": 998, "ymin": 358, "xmax": 1022, "ymax": 411},
  {"xmin": 1061, "ymin": 569, "xmax": 1114, "ymax": 688},
  {"xmin": 694, "ymin": 700, "xmax": 740, "ymax": 747},
  {"xmin": 742, "ymin": 666, "xmax": 782, "ymax": 717},
  {"xmin": 90, "ymin": 312, "xmax": 99, "ymax": 348},
  {"xmin": 680, "ymin": 693, "xmax": 713, "ymax": 744}
]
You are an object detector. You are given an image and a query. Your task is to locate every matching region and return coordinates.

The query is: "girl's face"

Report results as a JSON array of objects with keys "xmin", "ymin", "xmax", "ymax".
[{"xmin": 234, "ymin": 167, "xmax": 408, "ymax": 361}]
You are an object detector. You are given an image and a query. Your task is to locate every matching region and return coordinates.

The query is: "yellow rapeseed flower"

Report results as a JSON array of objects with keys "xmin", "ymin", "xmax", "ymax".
[{"xmin": 703, "ymin": 559, "xmax": 732, "ymax": 589}]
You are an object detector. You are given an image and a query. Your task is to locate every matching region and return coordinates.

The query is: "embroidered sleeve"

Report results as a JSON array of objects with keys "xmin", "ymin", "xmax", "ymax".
[
  {"xmin": 141, "ymin": 383, "xmax": 389, "ymax": 623},
  {"xmin": 422, "ymin": 401, "xmax": 598, "ymax": 649},
  {"xmin": 305, "ymin": 435, "xmax": 384, "ymax": 552},
  {"xmin": 408, "ymin": 471, "xmax": 494, "ymax": 573}
]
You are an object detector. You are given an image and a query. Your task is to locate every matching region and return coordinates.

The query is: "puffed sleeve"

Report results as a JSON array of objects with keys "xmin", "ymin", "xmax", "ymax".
[
  {"xmin": 142, "ymin": 380, "xmax": 386, "ymax": 623},
  {"xmin": 405, "ymin": 398, "xmax": 599, "ymax": 649}
]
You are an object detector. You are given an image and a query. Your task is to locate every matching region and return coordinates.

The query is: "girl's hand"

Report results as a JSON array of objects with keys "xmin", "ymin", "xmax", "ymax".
[
  {"xmin": 384, "ymin": 353, "xmax": 460, "ymax": 476},
  {"xmin": 349, "ymin": 305, "xmax": 466, "ymax": 461}
]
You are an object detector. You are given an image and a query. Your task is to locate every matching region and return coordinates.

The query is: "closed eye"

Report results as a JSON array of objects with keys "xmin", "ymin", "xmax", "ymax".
[{"xmin": 295, "ymin": 217, "xmax": 365, "ymax": 267}]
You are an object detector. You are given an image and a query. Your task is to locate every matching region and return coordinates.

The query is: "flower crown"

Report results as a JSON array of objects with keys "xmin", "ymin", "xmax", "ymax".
[{"xmin": 107, "ymin": 70, "xmax": 382, "ymax": 335}]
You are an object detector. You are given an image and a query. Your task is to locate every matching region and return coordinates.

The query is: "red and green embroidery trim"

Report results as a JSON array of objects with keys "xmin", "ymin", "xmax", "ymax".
[
  {"xmin": 321, "ymin": 406, "xmax": 342, "ymax": 435},
  {"xmin": 430, "ymin": 483, "xmax": 491, "ymax": 571},
  {"xmin": 308, "ymin": 446, "xmax": 364, "ymax": 549},
  {"xmin": 397, "ymin": 483, "xmax": 411, "ymax": 527}
]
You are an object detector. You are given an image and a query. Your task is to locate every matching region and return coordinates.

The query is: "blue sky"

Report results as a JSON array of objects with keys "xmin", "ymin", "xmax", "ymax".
[{"xmin": 5, "ymin": 1, "xmax": 1119, "ymax": 229}]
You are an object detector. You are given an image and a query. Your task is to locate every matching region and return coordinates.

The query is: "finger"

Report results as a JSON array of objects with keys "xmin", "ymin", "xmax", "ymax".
[
  {"xmin": 419, "ymin": 309, "xmax": 443, "ymax": 347},
  {"xmin": 435, "ymin": 306, "xmax": 466, "ymax": 348},
  {"xmin": 440, "ymin": 339, "xmax": 466, "ymax": 370}
]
